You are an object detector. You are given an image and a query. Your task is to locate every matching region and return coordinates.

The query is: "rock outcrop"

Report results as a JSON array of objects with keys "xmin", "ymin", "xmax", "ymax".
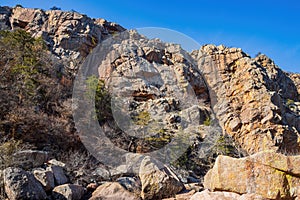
[
  {"xmin": 75, "ymin": 30, "xmax": 215, "ymax": 173},
  {"xmin": 193, "ymin": 45, "xmax": 300, "ymax": 154},
  {"xmin": 204, "ymin": 151, "xmax": 300, "ymax": 199},
  {"xmin": 1, "ymin": 6, "xmax": 125, "ymax": 72},
  {"xmin": 0, "ymin": 6, "xmax": 11, "ymax": 30}
]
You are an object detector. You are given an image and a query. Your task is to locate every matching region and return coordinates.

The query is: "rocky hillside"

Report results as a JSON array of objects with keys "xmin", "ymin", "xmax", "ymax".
[{"xmin": 0, "ymin": 5, "xmax": 300, "ymax": 200}]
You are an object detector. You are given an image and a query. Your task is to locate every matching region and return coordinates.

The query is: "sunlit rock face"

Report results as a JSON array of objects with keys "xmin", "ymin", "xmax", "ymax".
[
  {"xmin": 204, "ymin": 151, "xmax": 300, "ymax": 199},
  {"xmin": 193, "ymin": 45, "xmax": 300, "ymax": 155}
]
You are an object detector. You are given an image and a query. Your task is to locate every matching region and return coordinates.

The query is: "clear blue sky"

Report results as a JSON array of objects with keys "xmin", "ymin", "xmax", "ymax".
[{"xmin": 1, "ymin": 0, "xmax": 299, "ymax": 73}]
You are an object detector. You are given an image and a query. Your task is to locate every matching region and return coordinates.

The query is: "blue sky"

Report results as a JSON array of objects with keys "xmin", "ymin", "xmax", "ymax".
[{"xmin": 1, "ymin": 0, "xmax": 299, "ymax": 73}]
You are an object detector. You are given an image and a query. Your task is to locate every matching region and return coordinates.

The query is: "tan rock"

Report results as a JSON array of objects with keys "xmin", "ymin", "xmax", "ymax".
[
  {"xmin": 90, "ymin": 182, "xmax": 139, "ymax": 200},
  {"xmin": 163, "ymin": 190, "xmax": 196, "ymax": 200},
  {"xmin": 204, "ymin": 151, "xmax": 300, "ymax": 199},
  {"xmin": 190, "ymin": 190, "xmax": 265, "ymax": 200},
  {"xmin": 139, "ymin": 156, "xmax": 184, "ymax": 200},
  {"xmin": 289, "ymin": 73, "xmax": 300, "ymax": 101},
  {"xmin": 194, "ymin": 45, "xmax": 300, "ymax": 154},
  {"xmin": 6, "ymin": 6, "xmax": 125, "ymax": 72},
  {"xmin": 86, "ymin": 183, "xmax": 98, "ymax": 191},
  {"xmin": 52, "ymin": 184, "xmax": 85, "ymax": 200},
  {"xmin": 33, "ymin": 168, "xmax": 55, "ymax": 191},
  {"xmin": 13, "ymin": 150, "xmax": 48, "ymax": 169}
]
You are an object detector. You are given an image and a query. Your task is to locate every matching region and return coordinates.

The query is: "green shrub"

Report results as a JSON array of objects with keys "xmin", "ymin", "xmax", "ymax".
[
  {"xmin": 0, "ymin": 139, "xmax": 25, "ymax": 169},
  {"xmin": 86, "ymin": 76, "xmax": 112, "ymax": 124},
  {"xmin": 203, "ymin": 117, "xmax": 211, "ymax": 126},
  {"xmin": 133, "ymin": 111, "xmax": 151, "ymax": 126}
]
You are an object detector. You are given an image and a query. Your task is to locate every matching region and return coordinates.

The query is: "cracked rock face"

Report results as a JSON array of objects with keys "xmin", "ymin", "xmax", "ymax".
[
  {"xmin": 289, "ymin": 73, "xmax": 300, "ymax": 101},
  {"xmin": 3, "ymin": 6, "xmax": 125, "ymax": 71},
  {"xmin": 204, "ymin": 151, "xmax": 300, "ymax": 199},
  {"xmin": 78, "ymin": 30, "xmax": 214, "ymax": 166},
  {"xmin": 192, "ymin": 45, "xmax": 300, "ymax": 154}
]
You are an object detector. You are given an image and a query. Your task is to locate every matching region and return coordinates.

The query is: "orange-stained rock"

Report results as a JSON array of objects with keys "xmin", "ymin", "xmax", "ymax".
[
  {"xmin": 204, "ymin": 151, "xmax": 300, "ymax": 199},
  {"xmin": 193, "ymin": 45, "xmax": 300, "ymax": 154}
]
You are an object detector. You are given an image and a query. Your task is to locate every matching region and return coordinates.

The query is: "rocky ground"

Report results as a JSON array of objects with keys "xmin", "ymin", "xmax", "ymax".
[{"xmin": 0, "ymin": 6, "xmax": 300, "ymax": 200}]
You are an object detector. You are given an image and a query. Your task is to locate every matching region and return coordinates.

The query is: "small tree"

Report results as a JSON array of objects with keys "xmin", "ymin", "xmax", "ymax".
[
  {"xmin": 85, "ymin": 76, "xmax": 112, "ymax": 124},
  {"xmin": 50, "ymin": 6, "xmax": 61, "ymax": 10}
]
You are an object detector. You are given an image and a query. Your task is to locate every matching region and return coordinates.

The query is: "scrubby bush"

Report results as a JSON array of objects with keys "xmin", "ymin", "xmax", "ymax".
[
  {"xmin": 0, "ymin": 30, "xmax": 80, "ymax": 153},
  {"xmin": 173, "ymin": 125, "xmax": 246, "ymax": 177},
  {"xmin": 86, "ymin": 76, "xmax": 113, "ymax": 124}
]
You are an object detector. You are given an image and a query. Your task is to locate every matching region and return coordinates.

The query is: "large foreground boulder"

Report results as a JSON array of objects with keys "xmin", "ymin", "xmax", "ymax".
[
  {"xmin": 139, "ymin": 156, "xmax": 184, "ymax": 200},
  {"xmin": 204, "ymin": 151, "xmax": 300, "ymax": 199},
  {"xmin": 3, "ymin": 167, "xmax": 47, "ymax": 200}
]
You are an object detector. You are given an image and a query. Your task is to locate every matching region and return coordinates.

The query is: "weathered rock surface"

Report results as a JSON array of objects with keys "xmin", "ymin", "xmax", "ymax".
[
  {"xmin": 139, "ymin": 156, "xmax": 184, "ymax": 199},
  {"xmin": 47, "ymin": 159, "xmax": 66, "ymax": 168},
  {"xmin": 13, "ymin": 150, "xmax": 48, "ymax": 169},
  {"xmin": 33, "ymin": 168, "xmax": 55, "ymax": 191},
  {"xmin": 190, "ymin": 190, "xmax": 265, "ymax": 200},
  {"xmin": 1, "ymin": 5, "xmax": 300, "ymax": 200},
  {"xmin": 52, "ymin": 184, "xmax": 85, "ymax": 200},
  {"xmin": 193, "ymin": 45, "xmax": 300, "ymax": 154},
  {"xmin": 289, "ymin": 73, "xmax": 300, "ymax": 101},
  {"xmin": 90, "ymin": 182, "xmax": 140, "ymax": 200},
  {"xmin": 116, "ymin": 177, "xmax": 141, "ymax": 192},
  {"xmin": 0, "ymin": 6, "xmax": 11, "ymax": 30},
  {"xmin": 86, "ymin": 30, "xmax": 212, "ymax": 162},
  {"xmin": 47, "ymin": 165, "xmax": 68, "ymax": 185},
  {"xmin": 204, "ymin": 151, "xmax": 300, "ymax": 199},
  {"xmin": 3, "ymin": 167, "xmax": 47, "ymax": 200},
  {"xmin": 3, "ymin": 4, "xmax": 299, "ymax": 160},
  {"xmin": 162, "ymin": 190, "xmax": 196, "ymax": 200},
  {"xmin": 1, "ymin": 6, "xmax": 125, "ymax": 71}
]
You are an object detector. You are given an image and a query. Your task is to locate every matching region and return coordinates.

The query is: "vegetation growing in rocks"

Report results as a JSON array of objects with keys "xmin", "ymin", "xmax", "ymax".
[
  {"xmin": 173, "ymin": 132, "xmax": 246, "ymax": 177},
  {"xmin": 0, "ymin": 139, "xmax": 22, "ymax": 169},
  {"xmin": 86, "ymin": 76, "xmax": 112, "ymax": 124},
  {"xmin": 0, "ymin": 29, "xmax": 81, "ymax": 153},
  {"xmin": 203, "ymin": 117, "xmax": 211, "ymax": 126},
  {"xmin": 133, "ymin": 111, "xmax": 151, "ymax": 126}
]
